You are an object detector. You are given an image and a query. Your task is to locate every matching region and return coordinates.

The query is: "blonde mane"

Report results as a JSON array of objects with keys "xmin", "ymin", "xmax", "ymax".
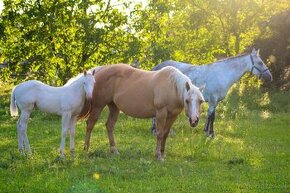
[
  {"xmin": 164, "ymin": 66, "xmax": 191, "ymax": 100},
  {"xmin": 164, "ymin": 66, "xmax": 204, "ymax": 101}
]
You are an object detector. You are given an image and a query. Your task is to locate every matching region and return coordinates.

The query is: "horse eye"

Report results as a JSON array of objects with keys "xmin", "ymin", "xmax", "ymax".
[{"xmin": 259, "ymin": 62, "xmax": 263, "ymax": 66}]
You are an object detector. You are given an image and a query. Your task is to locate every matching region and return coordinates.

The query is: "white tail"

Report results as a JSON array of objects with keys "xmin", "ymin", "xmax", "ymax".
[{"xmin": 10, "ymin": 87, "xmax": 18, "ymax": 116}]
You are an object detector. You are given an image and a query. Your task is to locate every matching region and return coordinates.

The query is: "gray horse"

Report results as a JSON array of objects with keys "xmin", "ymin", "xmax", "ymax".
[{"xmin": 151, "ymin": 49, "xmax": 272, "ymax": 138}]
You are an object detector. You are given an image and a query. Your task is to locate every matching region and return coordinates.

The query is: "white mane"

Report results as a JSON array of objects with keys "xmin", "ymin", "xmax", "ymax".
[{"xmin": 64, "ymin": 73, "xmax": 84, "ymax": 86}]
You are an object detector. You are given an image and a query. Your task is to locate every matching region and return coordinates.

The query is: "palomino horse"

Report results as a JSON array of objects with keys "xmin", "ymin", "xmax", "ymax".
[
  {"xmin": 78, "ymin": 64, "xmax": 204, "ymax": 160},
  {"xmin": 10, "ymin": 70, "xmax": 95, "ymax": 157},
  {"xmin": 151, "ymin": 48, "xmax": 272, "ymax": 138}
]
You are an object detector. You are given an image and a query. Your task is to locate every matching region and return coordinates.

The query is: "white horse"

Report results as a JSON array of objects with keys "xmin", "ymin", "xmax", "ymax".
[
  {"xmin": 10, "ymin": 70, "xmax": 95, "ymax": 157},
  {"xmin": 151, "ymin": 48, "xmax": 272, "ymax": 137}
]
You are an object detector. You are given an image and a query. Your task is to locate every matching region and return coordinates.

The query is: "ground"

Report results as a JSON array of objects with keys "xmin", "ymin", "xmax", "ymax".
[{"xmin": 0, "ymin": 83, "xmax": 289, "ymax": 193}]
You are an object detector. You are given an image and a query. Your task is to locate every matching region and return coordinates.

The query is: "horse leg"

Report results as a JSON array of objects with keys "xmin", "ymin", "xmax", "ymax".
[
  {"xmin": 204, "ymin": 99, "xmax": 217, "ymax": 138},
  {"xmin": 151, "ymin": 117, "xmax": 157, "ymax": 135},
  {"xmin": 155, "ymin": 108, "xmax": 167, "ymax": 161},
  {"xmin": 18, "ymin": 110, "xmax": 31, "ymax": 156},
  {"xmin": 160, "ymin": 115, "xmax": 177, "ymax": 159},
  {"xmin": 84, "ymin": 107, "xmax": 104, "ymax": 151},
  {"xmin": 203, "ymin": 113, "xmax": 210, "ymax": 134},
  {"xmin": 208, "ymin": 109, "xmax": 216, "ymax": 138},
  {"xmin": 106, "ymin": 103, "xmax": 120, "ymax": 154},
  {"xmin": 60, "ymin": 112, "xmax": 71, "ymax": 157},
  {"xmin": 69, "ymin": 116, "xmax": 77, "ymax": 157}
]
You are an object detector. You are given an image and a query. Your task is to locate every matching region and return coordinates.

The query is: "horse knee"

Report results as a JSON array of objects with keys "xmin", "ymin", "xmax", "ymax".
[
  {"xmin": 105, "ymin": 121, "xmax": 114, "ymax": 131},
  {"xmin": 70, "ymin": 128, "xmax": 75, "ymax": 137}
]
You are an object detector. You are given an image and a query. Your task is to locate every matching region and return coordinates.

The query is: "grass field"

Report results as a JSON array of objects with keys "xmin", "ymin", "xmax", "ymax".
[{"xmin": 0, "ymin": 83, "xmax": 289, "ymax": 193}]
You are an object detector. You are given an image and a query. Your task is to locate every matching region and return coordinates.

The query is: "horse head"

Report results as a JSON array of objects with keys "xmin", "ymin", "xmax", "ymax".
[
  {"xmin": 250, "ymin": 48, "xmax": 273, "ymax": 82},
  {"xmin": 184, "ymin": 82, "xmax": 205, "ymax": 127},
  {"xmin": 83, "ymin": 70, "xmax": 96, "ymax": 100}
]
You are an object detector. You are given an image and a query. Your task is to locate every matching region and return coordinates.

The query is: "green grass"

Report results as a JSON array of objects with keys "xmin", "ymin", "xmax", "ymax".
[{"xmin": 0, "ymin": 83, "xmax": 289, "ymax": 193}]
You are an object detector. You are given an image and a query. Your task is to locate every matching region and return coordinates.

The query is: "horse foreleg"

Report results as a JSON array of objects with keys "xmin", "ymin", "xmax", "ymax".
[
  {"xmin": 106, "ymin": 103, "xmax": 120, "ymax": 155},
  {"xmin": 69, "ymin": 116, "xmax": 77, "ymax": 157},
  {"xmin": 84, "ymin": 107, "xmax": 103, "ymax": 151},
  {"xmin": 160, "ymin": 115, "xmax": 177, "ymax": 159},
  {"xmin": 155, "ymin": 108, "xmax": 167, "ymax": 161},
  {"xmin": 60, "ymin": 112, "xmax": 71, "ymax": 157}
]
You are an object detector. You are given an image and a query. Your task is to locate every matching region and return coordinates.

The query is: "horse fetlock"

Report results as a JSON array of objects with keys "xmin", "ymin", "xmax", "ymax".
[
  {"xmin": 60, "ymin": 149, "xmax": 65, "ymax": 158},
  {"xmin": 84, "ymin": 144, "xmax": 89, "ymax": 151},
  {"xmin": 209, "ymin": 132, "xmax": 215, "ymax": 139},
  {"xmin": 19, "ymin": 149, "xmax": 26, "ymax": 156},
  {"xmin": 110, "ymin": 146, "xmax": 120, "ymax": 155},
  {"xmin": 70, "ymin": 149, "xmax": 75, "ymax": 157},
  {"xmin": 155, "ymin": 153, "xmax": 164, "ymax": 161}
]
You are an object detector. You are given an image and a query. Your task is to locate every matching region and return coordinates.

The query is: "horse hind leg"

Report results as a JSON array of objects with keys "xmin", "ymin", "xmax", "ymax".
[
  {"xmin": 84, "ymin": 106, "xmax": 104, "ymax": 151},
  {"xmin": 208, "ymin": 109, "xmax": 216, "ymax": 138},
  {"xmin": 106, "ymin": 103, "xmax": 120, "ymax": 155},
  {"xmin": 151, "ymin": 117, "xmax": 157, "ymax": 135},
  {"xmin": 18, "ymin": 110, "xmax": 32, "ymax": 156},
  {"xmin": 205, "ymin": 100, "xmax": 217, "ymax": 138}
]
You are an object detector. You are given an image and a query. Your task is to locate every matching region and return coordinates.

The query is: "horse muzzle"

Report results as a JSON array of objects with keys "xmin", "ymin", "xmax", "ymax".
[
  {"xmin": 86, "ymin": 95, "xmax": 93, "ymax": 101},
  {"xmin": 260, "ymin": 70, "xmax": 273, "ymax": 82},
  {"xmin": 189, "ymin": 117, "xmax": 199, "ymax": 127}
]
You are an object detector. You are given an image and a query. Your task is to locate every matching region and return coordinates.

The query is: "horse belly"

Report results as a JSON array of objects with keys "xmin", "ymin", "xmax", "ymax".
[
  {"xmin": 35, "ymin": 93, "xmax": 62, "ymax": 115},
  {"xmin": 114, "ymin": 92, "xmax": 155, "ymax": 118}
]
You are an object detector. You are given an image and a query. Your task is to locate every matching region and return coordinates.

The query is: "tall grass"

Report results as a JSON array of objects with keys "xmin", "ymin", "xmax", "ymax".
[{"xmin": 0, "ymin": 82, "xmax": 289, "ymax": 193}]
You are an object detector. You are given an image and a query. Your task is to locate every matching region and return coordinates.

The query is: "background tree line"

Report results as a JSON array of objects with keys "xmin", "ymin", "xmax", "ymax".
[{"xmin": 0, "ymin": 0, "xmax": 289, "ymax": 90}]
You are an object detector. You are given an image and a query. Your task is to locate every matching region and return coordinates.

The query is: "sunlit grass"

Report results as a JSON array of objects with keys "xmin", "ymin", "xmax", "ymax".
[{"xmin": 0, "ymin": 84, "xmax": 289, "ymax": 193}]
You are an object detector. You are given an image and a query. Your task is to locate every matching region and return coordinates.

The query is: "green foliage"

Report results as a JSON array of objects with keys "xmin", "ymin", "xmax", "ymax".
[
  {"xmin": 253, "ymin": 10, "xmax": 290, "ymax": 90},
  {"xmin": 1, "ymin": 0, "xmax": 289, "ymax": 88},
  {"xmin": 0, "ymin": 0, "xmax": 139, "ymax": 85}
]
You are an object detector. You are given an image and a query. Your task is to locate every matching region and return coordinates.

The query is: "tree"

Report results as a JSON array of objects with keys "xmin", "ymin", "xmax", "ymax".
[
  {"xmin": 253, "ymin": 10, "xmax": 290, "ymax": 90},
  {"xmin": 0, "ymin": 0, "xmax": 134, "ymax": 84}
]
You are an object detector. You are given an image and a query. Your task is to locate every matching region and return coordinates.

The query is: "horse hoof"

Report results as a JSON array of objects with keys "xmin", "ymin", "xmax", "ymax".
[
  {"xmin": 19, "ymin": 149, "xmax": 26, "ymax": 157},
  {"xmin": 156, "ymin": 156, "xmax": 165, "ymax": 161},
  {"xmin": 70, "ymin": 150, "xmax": 75, "ymax": 157},
  {"xmin": 169, "ymin": 128, "xmax": 176, "ymax": 137},
  {"xmin": 151, "ymin": 129, "xmax": 157, "ymax": 136},
  {"xmin": 110, "ymin": 146, "xmax": 120, "ymax": 155},
  {"xmin": 209, "ymin": 133, "xmax": 215, "ymax": 139}
]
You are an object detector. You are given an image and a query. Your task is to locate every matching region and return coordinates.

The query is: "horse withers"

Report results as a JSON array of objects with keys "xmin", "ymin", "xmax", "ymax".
[
  {"xmin": 10, "ymin": 70, "xmax": 95, "ymax": 157},
  {"xmin": 78, "ymin": 64, "xmax": 204, "ymax": 161},
  {"xmin": 150, "ymin": 48, "xmax": 272, "ymax": 138}
]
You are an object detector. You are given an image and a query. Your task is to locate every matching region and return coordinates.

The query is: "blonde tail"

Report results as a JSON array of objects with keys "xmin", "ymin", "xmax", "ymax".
[{"xmin": 10, "ymin": 87, "xmax": 18, "ymax": 116}]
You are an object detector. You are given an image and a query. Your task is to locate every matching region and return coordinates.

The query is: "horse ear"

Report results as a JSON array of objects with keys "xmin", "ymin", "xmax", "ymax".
[
  {"xmin": 92, "ymin": 69, "xmax": 95, "ymax": 75},
  {"xmin": 199, "ymin": 84, "xmax": 206, "ymax": 93},
  {"xmin": 252, "ymin": 48, "xmax": 256, "ymax": 54},
  {"xmin": 83, "ymin": 70, "xmax": 87, "ymax": 76},
  {"xmin": 257, "ymin": 49, "xmax": 260, "ymax": 56},
  {"xmin": 185, "ymin": 82, "xmax": 190, "ymax": 91}
]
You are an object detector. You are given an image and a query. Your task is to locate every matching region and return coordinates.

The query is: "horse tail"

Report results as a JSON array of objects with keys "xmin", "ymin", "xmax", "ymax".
[
  {"xmin": 77, "ymin": 98, "xmax": 92, "ymax": 120},
  {"xmin": 10, "ymin": 86, "xmax": 18, "ymax": 117}
]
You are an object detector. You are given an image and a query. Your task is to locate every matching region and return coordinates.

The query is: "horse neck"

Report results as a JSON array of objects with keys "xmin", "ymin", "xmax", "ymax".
[
  {"xmin": 215, "ymin": 55, "xmax": 252, "ymax": 86},
  {"xmin": 171, "ymin": 73, "xmax": 187, "ymax": 106},
  {"xmin": 64, "ymin": 77, "xmax": 86, "ymax": 97}
]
